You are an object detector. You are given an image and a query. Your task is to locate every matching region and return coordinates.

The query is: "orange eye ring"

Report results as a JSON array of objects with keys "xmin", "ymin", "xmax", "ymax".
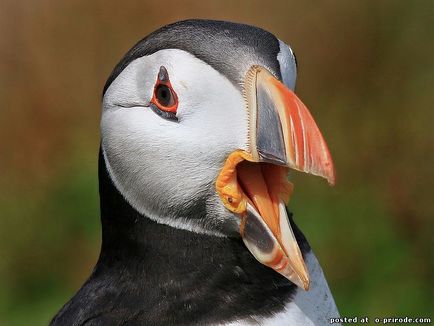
[{"xmin": 150, "ymin": 66, "xmax": 178, "ymax": 113}]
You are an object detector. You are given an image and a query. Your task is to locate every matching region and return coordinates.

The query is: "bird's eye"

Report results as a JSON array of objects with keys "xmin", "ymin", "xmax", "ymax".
[
  {"xmin": 150, "ymin": 66, "xmax": 178, "ymax": 115},
  {"xmin": 155, "ymin": 84, "xmax": 175, "ymax": 107}
]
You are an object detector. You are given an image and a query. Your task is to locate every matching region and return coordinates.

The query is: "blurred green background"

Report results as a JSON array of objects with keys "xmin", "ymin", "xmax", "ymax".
[{"xmin": 0, "ymin": 1, "xmax": 433, "ymax": 325}]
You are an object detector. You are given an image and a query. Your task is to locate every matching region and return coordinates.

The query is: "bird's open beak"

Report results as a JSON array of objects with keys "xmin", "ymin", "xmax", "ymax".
[{"xmin": 216, "ymin": 66, "xmax": 335, "ymax": 290}]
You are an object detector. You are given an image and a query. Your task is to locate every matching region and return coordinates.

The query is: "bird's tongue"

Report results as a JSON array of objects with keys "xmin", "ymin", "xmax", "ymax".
[
  {"xmin": 237, "ymin": 161, "xmax": 310, "ymax": 290},
  {"xmin": 237, "ymin": 162, "xmax": 286, "ymax": 236}
]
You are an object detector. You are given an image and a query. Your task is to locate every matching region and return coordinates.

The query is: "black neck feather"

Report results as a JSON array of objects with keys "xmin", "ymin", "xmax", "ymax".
[{"xmin": 51, "ymin": 149, "xmax": 310, "ymax": 325}]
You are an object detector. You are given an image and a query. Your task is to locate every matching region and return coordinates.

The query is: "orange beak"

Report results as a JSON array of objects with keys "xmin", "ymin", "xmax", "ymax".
[{"xmin": 216, "ymin": 66, "xmax": 335, "ymax": 290}]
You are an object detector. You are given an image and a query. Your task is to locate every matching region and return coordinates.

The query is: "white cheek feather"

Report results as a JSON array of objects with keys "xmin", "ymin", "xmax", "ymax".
[
  {"xmin": 224, "ymin": 251, "xmax": 340, "ymax": 326},
  {"xmin": 101, "ymin": 49, "xmax": 248, "ymax": 236}
]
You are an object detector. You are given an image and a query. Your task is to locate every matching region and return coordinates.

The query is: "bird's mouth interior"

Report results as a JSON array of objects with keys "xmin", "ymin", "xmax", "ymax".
[
  {"xmin": 216, "ymin": 150, "xmax": 292, "ymax": 233},
  {"xmin": 237, "ymin": 161, "xmax": 292, "ymax": 235}
]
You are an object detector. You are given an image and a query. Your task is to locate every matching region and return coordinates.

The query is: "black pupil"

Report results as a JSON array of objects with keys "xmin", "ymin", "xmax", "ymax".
[{"xmin": 156, "ymin": 85, "xmax": 172, "ymax": 107}]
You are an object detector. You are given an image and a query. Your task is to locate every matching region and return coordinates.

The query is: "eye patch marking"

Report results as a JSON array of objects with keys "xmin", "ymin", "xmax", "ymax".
[
  {"xmin": 149, "ymin": 66, "xmax": 179, "ymax": 121},
  {"xmin": 151, "ymin": 66, "xmax": 178, "ymax": 113}
]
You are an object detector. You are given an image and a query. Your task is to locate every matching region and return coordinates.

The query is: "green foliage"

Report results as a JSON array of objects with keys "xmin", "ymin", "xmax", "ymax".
[{"xmin": 0, "ymin": 160, "xmax": 100, "ymax": 325}]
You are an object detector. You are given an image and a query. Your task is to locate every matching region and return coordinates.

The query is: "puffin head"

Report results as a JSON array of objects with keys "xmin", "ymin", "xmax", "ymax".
[{"xmin": 101, "ymin": 20, "xmax": 335, "ymax": 291}]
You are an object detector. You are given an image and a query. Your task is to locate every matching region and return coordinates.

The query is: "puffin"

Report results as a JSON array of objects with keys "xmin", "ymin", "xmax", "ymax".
[{"xmin": 51, "ymin": 19, "xmax": 340, "ymax": 326}]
